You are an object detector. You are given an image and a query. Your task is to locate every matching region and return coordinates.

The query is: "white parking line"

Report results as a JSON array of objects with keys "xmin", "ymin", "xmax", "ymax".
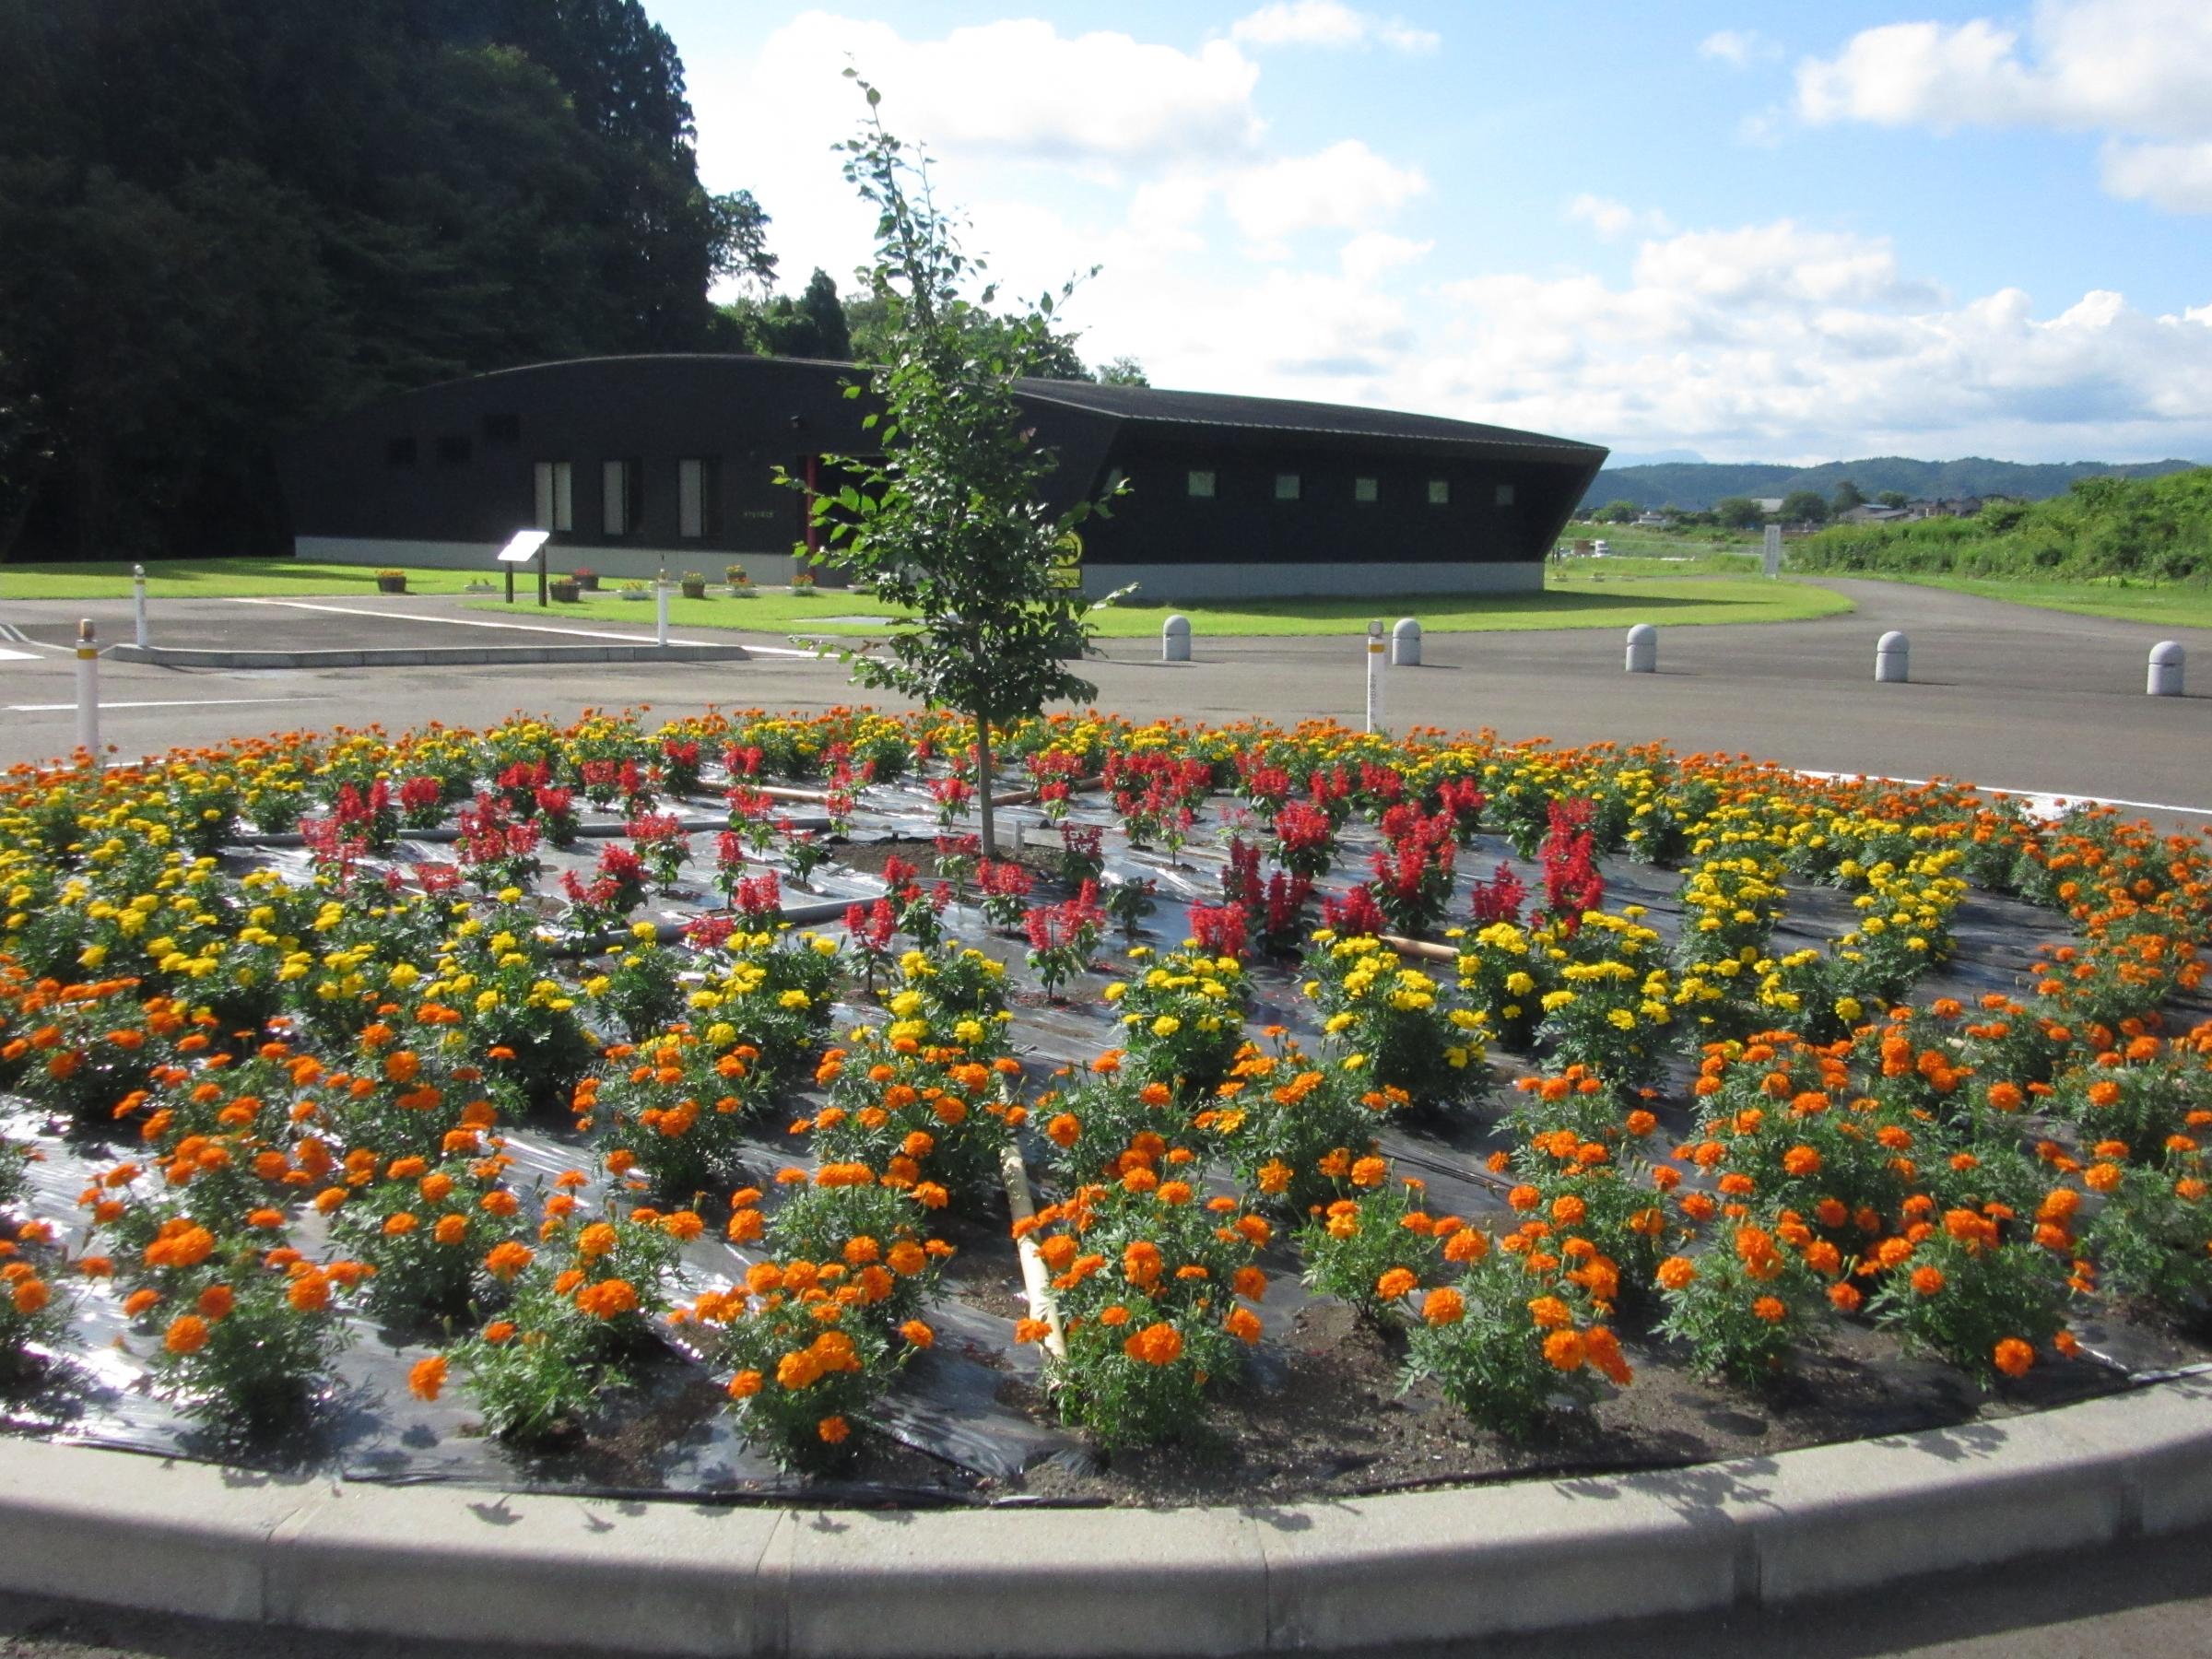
[
  {"xmin": 6, "ymin": 698, "xmax": 305, "ymax": 713},
  {"xmin": 230, "ymin": 596, "xmax": 727, "ymax": 647},
  {"xmin": 0, "ymin": 648, "xmax": 37, "ymax": 662}
]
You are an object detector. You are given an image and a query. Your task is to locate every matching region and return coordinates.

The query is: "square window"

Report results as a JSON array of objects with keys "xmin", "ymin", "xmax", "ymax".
[
  {"xmin": 1187, "ymin": 469, "xmax": 1216, "ymax": 499},
  {"xmin": 1428, "ymin": 478, "xmax": 1450, "ymax": 506},
  {"xmin": 1275, "ymin": 472, "xmax": 1300, "ymax": 501},
  {"xmin": 1354, "ymin": 477, "xmax": 1378, "ymax": 503},
  {"xmin": 1495, "ymin": 483, "xmax": 1516, "ymax": 507}
]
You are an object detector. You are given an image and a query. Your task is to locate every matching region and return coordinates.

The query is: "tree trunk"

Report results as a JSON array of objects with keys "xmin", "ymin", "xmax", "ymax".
[{"xmin": 974, "ymin": 713, "xmax": 995, "ymax": 860}]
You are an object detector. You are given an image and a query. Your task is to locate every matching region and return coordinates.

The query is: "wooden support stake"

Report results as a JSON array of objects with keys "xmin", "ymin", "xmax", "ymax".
[{"xmin": 999, "ymin": 1142, "xmax": 1066, "ymax": 1361}]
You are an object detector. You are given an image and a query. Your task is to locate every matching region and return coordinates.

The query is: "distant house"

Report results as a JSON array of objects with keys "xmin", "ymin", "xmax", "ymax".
[
  {"xmin": 1904, "ymin": 496, "xmax": 1986, "ymax": 521},
  {"xmin": 1751, "ymin": 498, "xmax": 1785, "ymax": 514},
  {"xmin": 1838, "ymin": 504, "xmax": 1912, "ymax": 525},
  {"xmin": 1632, "ymin": 511, "xmax": 1669, "ymax": 527}
]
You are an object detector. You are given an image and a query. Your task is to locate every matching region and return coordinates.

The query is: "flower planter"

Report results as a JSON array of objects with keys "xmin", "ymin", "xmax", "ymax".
[
  {"xmin": 574, "ymin": 572, "xmax": 600, "ymax": 592},
  {"xmin": 680, "ymin": 581, "xmax": 708, "ymax": 600},
  {"xmin": 375, "ymin": 575, "xmax": 407, "ymax": 594},
  {"xmin": 549, "ymin": 580, "xmax": 581, "ymax": 604}
]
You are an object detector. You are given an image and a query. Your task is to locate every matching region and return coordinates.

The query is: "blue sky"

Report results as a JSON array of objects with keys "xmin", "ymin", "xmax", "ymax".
[{"xmin": 659, "ymin": 1, "xmax": 2212, "ymax": 465}]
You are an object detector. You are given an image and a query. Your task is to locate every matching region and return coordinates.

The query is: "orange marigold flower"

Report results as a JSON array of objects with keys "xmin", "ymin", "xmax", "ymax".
[
  {"xmin": 163, "ymin": 1313, "xmax": 210, "ymax": 1355},
  {"xmin": 1443, "ymin": 1229, "xmax": 1489, "ymax": 1265},
  {"xmin": 899, "ymin": 1319, "xmax": 935, "ymax": 1349},
  {"xmin": 818, "ymin": 1415, "xmax": 852, "ymax": 1444},
  {"xmin": 1123, "ymin": 1321, "xmax": 1183, "ymax": 1366},
  {"xmin": 1655, "ymin": 1255, "xmax": 1696, "ymax": 1291},
  {"xmin": 1829, "ymin": 1281, "xmax": 1864, "ymax": 1313},
  {"xmin": 195, "ymin": 1284, "xmax": 235, "ymax": 1320},
  {"xmin": 1225, "ymin": 1306, "xmax": 1263, "ymax": 1344},
  {"xmin": 1421, "ymin": 1287, "xmax": 1465, "ymax": 1326},
  {"xmin": 408, "ymin": 1356, "xmax": 448, "ymax": 1401},
  {"xmin": 1527, "ymin": 1295, "xmax": 1571, "ymax": 1329},
  {"xmin": 1751, "ymin": 1296, "xmax": 1787, "ymax": 1324},
  {"xmin": 1543, "ymin": 1329, "xmax": 1587, "ymax": 1371},
  {"xmin": 1993, "ymin": 1338, "xmax": 2035, "ymax": 1379},
  {"xmin": 1911, "ymin": 1265, "xmax": 1947, "ymax": 1297},
  {"xmin": 1375, "ymin": 1266, "xmax": 1418, "ymax": 1301}
]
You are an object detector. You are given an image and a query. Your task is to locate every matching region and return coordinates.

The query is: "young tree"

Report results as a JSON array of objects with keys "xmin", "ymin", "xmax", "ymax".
[
  {"xmin": 1831, "ymin": 477, "xmax": 1865, "ymax": 512},
  {"xmin": 1712, "ymin": 495, "xmax": 1764, "ymax": 530},
  {"xmin": 797, "ymin": 74, "xmax": 1120, "ymax": 858}
]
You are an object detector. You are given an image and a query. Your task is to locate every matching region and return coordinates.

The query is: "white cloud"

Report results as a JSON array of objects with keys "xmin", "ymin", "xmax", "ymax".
[
  {"xmin": 2100, "ymin": 138, "xmax": 2212, "ymax": 213},
  {"xmin": 1230, "ymin": 2, "xmax": 1441, "ymax": 53},
  {"xmin": 1565, "ymin": 194, "xmax": 1673, "ymax": 239},
  {"xmin": 1700, "ymin": 29, "xmax": 1781, "ymax": 68},
  {"xmin": 1795, "ymin": 2, "xmax": 2212, "ymax": 211},
  {"xmin": 1422, "ymin": 218, "xmax": 2212, "ymax": 460},
  {"xmin": 1221, "ymin": 140, "xmax": 1429, "ymax": 243}
]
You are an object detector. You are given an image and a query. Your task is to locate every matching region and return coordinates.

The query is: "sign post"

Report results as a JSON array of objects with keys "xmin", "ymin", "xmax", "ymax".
[
  {"xmin": 1365, "ymin": 619, "xmax": 1386, "ymax": 734},
  {"xmin": 132, "ymin": 564, "xmax": 148, "ymax": 650},
  {"xmin": 1762, "ymin": 524, "xmax": 1782, "ymax": 580},
  {"xmin": 496, "ymin": 530, "xmax": 551, "ymax": 607},
  {"xmin": 75, "ymin": 620, "xmax": 100, "ymax": 765}
]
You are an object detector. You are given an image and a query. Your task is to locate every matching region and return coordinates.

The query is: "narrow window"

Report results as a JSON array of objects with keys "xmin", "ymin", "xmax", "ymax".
[
  {"xmin": 435, "ymin": 433, "xmax": 472, "ymax": 465},
  {"xmin": 1275, "ymin": 472, "xmax": 1301, "ymax": 501},
  {"xmin": 533, "ymin": 462, "xmax": 573, "ymax": 533},
  {"xmin": 385, "ymin": 437, "xmax": 418, "ymax": 468},
  {"xmin": 1428, "ymin": 478, "xmax": 1451, "ymax": 506},
  {"xmin": 603, "ymin": 459, "xmax": 635, "ymax": 536},
  {"xmin": 679, "ymin": 457, "xmax": 716, "ymax": 538},
  {"xmin": 1353, "ymin": 476, "xmax": 1378, "ymax": 503},
  {"xmin": 1495, "ymin": 483, "xmax": 1516, "ymax": 507},
  {"xmin": 1187, "ymin": 469, "xmax": 1216, "ymax": 499}
]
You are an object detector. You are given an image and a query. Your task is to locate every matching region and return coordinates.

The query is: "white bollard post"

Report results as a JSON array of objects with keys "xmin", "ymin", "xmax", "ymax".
[
  {"xmin": 2148, "ymin": 641, "xmax": 2185, "ymax": 697},
  {"xmin": 1392, "ymin": 617, "xmax": 1422, "ymax": 666},
  {"xmin": 655, "ymin": 577, "xmax": 670, "ymax": 648},
  {"xmin": 1365, "ymin": 618, "xmax": 1386, "ymax": 732},
  {"xmin": 132, "ymin": 563, "xmax": 148, "ymax": 651},
  {"xmin": 1876, "ymin": 629, "xmax": 1910, "ymax": 684},
  {"xmin": 1161, "ymin": 614, "xmax": 1191, "ymax": 663},
  {"xmin": 1624, "ymin": 623, "xmax": 1657, "ymax": 674},
  {"xmin": 75, "ymin": 619, "xmax": 100, "ymax": 766}
]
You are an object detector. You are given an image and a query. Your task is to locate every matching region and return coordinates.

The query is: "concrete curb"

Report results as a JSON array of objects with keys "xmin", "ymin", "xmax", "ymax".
[
  {"xmin": 2, "ymin": 1374, "xmax": 2208, "ymax": 1655},
  {"xmin": 109, "ymin": 642, "xmax": 752, "ymax": 669}
]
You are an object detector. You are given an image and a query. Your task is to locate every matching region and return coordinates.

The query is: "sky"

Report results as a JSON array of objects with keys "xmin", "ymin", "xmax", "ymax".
[{"xmin": 655, "ymin": 0, "xmax": 2212, "ymax": 465}]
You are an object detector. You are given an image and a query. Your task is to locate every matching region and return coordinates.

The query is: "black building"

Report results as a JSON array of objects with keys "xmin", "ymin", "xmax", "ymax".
[{"xmin": 281, "ymin": 356, "xmax": 1606, "ymax": 600}]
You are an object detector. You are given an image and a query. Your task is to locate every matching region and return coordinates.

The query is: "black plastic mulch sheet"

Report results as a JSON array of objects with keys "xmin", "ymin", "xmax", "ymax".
[{"xmin": 5, "ymin": 776, "xmax": 2193, "ymax": 1500}]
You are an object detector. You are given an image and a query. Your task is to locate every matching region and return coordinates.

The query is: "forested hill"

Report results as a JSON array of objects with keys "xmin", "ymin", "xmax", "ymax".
[
  {"xmin": 1580, "ymin": 456, "xmax": 2201, "ymax": 513},
  {"xmin": 0, "ymin": 0, "xmax": 770, "ymax": 560}
]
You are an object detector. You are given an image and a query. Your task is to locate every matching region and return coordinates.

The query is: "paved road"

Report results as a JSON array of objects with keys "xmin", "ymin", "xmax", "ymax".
[
  {"xmin": 1, "ymin": 581, "xmax": 2205, "ymax": 819},
  {"xmin": 3, "ymin": 1518, "xmax": 2210, "ymax": 1657}
]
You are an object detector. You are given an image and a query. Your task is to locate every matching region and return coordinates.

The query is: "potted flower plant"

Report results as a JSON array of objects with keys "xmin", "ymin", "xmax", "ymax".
[
  {"xmin": 374, "ymin": 569, "xmax": 408, "ymax": 594},
  {"xmin": 790, "ymin": 570, "xmax": 818, "ymax": 594},
  {"xmin": 724, "ymin": 562, "xmax": 750, "ymax": 589},
  {"xmin": 549, "ymin": 575, "xmax": 582, "ymax": 603},
  {"xmin": 680, "ymin": 571, "xmax": 708, "ymax": 600},
  {"xmin": 572, "ymin": 566, "xmax": 600, "ymax": 592}
]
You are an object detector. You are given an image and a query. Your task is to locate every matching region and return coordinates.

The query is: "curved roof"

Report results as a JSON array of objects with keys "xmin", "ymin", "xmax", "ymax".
[{"xmin": 376, "ymin": 354, "xmax": 1603, "ymax": 462}]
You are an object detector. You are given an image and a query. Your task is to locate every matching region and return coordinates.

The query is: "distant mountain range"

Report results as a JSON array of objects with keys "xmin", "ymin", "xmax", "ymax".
[{"xmin": 1578, "ymin": 456, "xmax": 2203, "ymax": 512}]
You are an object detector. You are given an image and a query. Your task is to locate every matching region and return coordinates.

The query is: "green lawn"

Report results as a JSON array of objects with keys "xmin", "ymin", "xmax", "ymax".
[
  {"xmin": 1836, "ymin": 571, "xmax": 2212, "ymax": 631},
  {"xmin": 465, "ymin": 572, "xmax": 1851, "ymax": 637},
  {"xmin": 0, "ymin": 555, "xmax": 1851, "ymax": 634}
]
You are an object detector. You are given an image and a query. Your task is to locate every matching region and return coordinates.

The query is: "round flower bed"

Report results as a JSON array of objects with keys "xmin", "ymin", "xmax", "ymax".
[{"xmin": 0, "ymin": 712, "xmax": 2206, "ymax": 1500}]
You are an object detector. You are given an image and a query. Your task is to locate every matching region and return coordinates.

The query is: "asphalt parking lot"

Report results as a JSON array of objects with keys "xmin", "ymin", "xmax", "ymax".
[{"xmin": 1, "ymin": 580, "xmax": 2204, "ymax": 823}]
